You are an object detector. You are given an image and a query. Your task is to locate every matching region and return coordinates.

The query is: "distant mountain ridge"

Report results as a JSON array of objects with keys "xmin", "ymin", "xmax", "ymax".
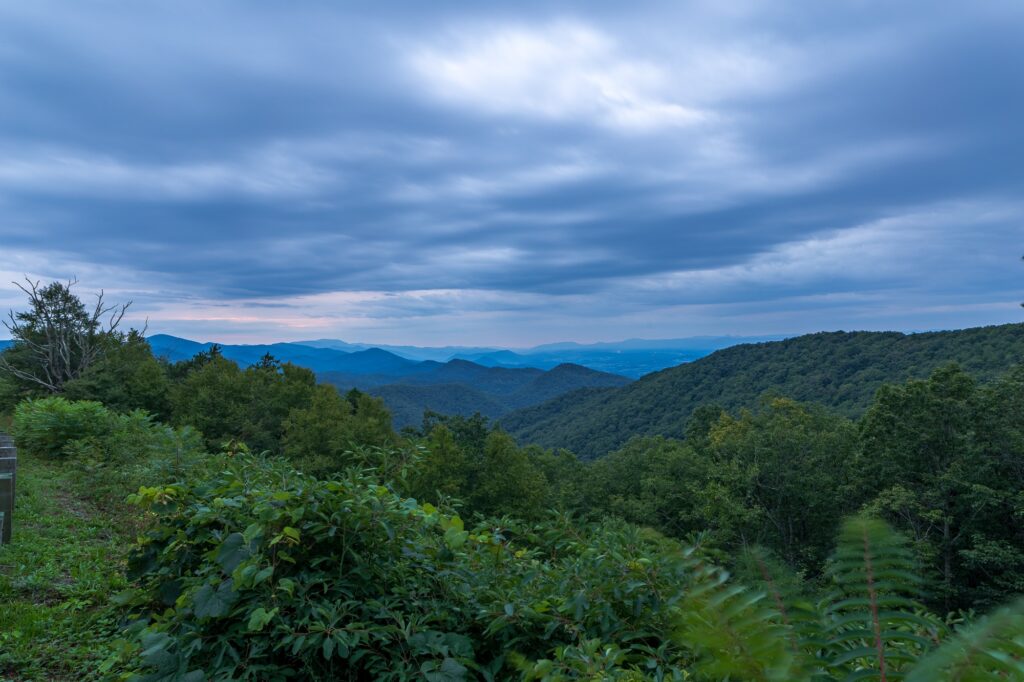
[
  {"xmin": 500, "ymin": 323, "xmax": 1024, "ymax": 459},
  {"xmin": 296, "ymin": 339, "xmax": 501, "ymax": 363},
  {"xmin": 146, "ymin": 334, "xmax": 631, "ymax": 429},
  {"xmin": 296, "ymin": 334, "xmax": 784, "ymax": 377},
  {"xmin": 450, "ymin": 348, "xmax": 711, "ymax": 377},
  {"xmin": 147, "ymin": 332, "xmax": 785, "ymax": 378},
  {"xmin": 147, "ymin": 334, "xmax": 418, "ymax": 375}
]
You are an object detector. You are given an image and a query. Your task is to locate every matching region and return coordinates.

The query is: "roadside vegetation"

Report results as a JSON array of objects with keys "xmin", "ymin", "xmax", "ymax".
[{"xmin": 0, "ymin": 449, "xmax": 134, "ymax": 679}]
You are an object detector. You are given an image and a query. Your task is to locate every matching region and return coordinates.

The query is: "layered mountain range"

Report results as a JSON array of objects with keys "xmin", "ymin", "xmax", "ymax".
[
  {"xmin": 290, "ymin": 335, "xmax": 783, "ymax": 377},
  {"xmin": 145, "ymin": 334, "xmax": 633, "ymax": 428}
]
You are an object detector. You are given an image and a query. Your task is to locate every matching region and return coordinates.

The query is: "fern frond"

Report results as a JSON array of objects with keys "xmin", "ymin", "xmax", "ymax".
[
  {"xmin": 822, "ymin": 516, "xmax": 942, "ymax": 681},
  {"xmin": 738, "ymin": 546, "xmax": 828, "ymax": 654},
  {"xmin": 906, "ymin": 597, "xmax": 1024, "ymax": 681},
  {"xmin": 676, "ymin": 548, "xmax": 813, "ymax": 681}
]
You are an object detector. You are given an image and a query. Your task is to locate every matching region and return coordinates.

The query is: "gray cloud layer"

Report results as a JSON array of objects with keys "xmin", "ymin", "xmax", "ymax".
[{"xmin": 0, "ymin": 1, "xmax": 1021, "ymax": 343}]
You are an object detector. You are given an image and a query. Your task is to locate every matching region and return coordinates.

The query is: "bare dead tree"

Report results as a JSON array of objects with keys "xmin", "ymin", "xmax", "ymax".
[{"xmin": 0, "ymin": 277, "xmax": 131, "ymax": 393}]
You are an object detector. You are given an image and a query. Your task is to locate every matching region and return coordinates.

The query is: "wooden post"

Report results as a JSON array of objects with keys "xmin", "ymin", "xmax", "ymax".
[{"xmin": 0, "ymin": 440, "xmax": 15, "ymax": 545}]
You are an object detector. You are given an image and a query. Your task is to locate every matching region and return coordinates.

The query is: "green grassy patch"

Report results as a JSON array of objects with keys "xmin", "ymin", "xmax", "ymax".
[{"xmin": 0, "ymin": 451, "xmax": 139, "ymax": 680}]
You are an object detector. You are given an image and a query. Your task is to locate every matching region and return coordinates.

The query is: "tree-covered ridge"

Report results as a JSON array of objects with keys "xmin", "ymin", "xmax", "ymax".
[
  {"xmin": 501, "ymin": 323, "xmax": 1024, "ymax": 458},
  {"xmin": 372, "ymin": 382, "xmax": 510, "ymax": 426},
  {"xmin": 324, "ymin": 362, "xmax": 631, "ymax": 429}
]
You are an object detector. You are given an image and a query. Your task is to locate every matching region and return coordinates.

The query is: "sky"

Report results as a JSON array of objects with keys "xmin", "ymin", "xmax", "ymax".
[{"xmin": 0, "ymin": 1, "xmax": 1022, "ymax": 346}]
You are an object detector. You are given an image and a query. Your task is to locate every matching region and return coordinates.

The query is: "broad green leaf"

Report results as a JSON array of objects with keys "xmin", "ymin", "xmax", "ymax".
[
  {"xmin": 193, "ymin": 579, "xmax": 238, "ymax": 619},
  {"xmin": 216, "ymin": 532, "xmax": 251, "ymax": 573},
  {"xmin": 247, "ymin": 607, "xmax": 278, "ymax": 632}
]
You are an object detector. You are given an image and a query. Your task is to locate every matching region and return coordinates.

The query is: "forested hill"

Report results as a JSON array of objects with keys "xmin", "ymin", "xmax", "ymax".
[
  {"xmin": 501, "ymin": 323, "xmax": 1024, "ymax": 459},
  {"xmin": 324, "ymin": 361, "xmax": 631, "ymax": 429}
]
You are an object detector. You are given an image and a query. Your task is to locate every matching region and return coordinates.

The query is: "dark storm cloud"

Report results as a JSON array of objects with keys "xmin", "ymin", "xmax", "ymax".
[{"xmin": 0, "ymin": 0, "xmax": 1021, "ymax": 342}]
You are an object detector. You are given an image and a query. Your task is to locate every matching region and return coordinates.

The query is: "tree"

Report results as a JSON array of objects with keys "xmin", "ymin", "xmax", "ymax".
[
  {"xmin": 345, "ymin": 389, "xmax": 399, "ymax": 449},
  {"xmin": 470, "ymin": 430, "xmax": 550, "ymax": 518},
  {"xmin": 253, "ymin": 352, "xmax": 281, "ymax": 371},
  {"xmin": 64, "ymin": 330, "xmax": 171, "ymax": 417},
  {"xmin": 582, "ymin": 435, "xmax": 753, "ymax": 546},
  {"xmin": 0, "ymin": 278, "xmax": 130, "ymax": 393},
  {"xmin": 169, "ymin": 355, "xmax": 248, "ymax": 448},
  {"xmin": 281, "ymin": 384, "xmax": 356, "ymax": 475},
  {"xmin": 419, "ymin": 411, "xmax": 492, "ymax": 455},
  {"xmin": 857, "ymin": 364, "xmax": 1000, "ymax": 609},
  {"xmin": 706, "ymin": 397, "xmax": 857, "ymax": 571},
  {"xmin": 170, "ymin": 356, "xmax": 321, "ymax": 453},
  {"xmin": 407, "ymin": 424, "xmax": 470, "ymax": 503}
]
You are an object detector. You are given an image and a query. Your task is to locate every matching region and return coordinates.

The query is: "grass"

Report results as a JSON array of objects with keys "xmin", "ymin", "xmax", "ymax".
[{"xmin": 0, "ymin": 450, "xmax": 141, "ymax": 680}]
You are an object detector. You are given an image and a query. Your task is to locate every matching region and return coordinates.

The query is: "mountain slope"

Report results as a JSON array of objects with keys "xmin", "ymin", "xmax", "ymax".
[
  {"xmin": 371, "ymin": 383, "xmax": 510, "ymax": 428},
  {"xmin": 506, "ymin": 363, "xmax": 632, "ymax": 409},
  {"xmin": 322, "ymin": 361, "xmax": 630, "ymax": 429},
  {"xmin": 500, "ymin": 323, "xmax": 1024, "ymax": 459},
  {"xmin": 153, "ymin": 333, "xmax": 785, "ymax": 378},
  {"xmin": 397, "ymin": 360, "xmax": 545, "ymax": 394},
  {"xmin": 297, "ymin": 338, "xmax": 503, "ymax": 362}
]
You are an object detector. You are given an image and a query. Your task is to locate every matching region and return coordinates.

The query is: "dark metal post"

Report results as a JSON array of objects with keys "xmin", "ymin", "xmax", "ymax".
[{"xmin": 0, "ymin": 438, "xmax": 15, "ymax": 545}]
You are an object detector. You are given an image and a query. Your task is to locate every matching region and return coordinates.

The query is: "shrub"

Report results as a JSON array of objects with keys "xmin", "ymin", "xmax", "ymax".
[
  {"xmin": 12, "ymin": 397, "xmax": 212, "ymax": 509},
  {"xmin": 12, "ymin": 397, "xmax": 112, "ymax": 458},
  {"xmin": 122, "ymin": 455, "xmax": 696, "ymax": 680},
  {"xmin": 120, "ymin": 455, "xmax": 1024, "ymax": 681},
  {"xmin": 63, "ymin": 410, "xmax": 210, "ymax": 508}
]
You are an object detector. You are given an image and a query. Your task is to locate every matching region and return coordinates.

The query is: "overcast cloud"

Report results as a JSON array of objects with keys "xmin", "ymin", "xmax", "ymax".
[{"xmin": 0, "ymin": 1, "xmax": 1021, "ymax": 345}]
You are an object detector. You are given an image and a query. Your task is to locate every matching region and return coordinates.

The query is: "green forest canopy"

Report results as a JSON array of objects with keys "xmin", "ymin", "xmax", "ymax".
[{"xmin": 501, "ymin": 323, "xmax": 1024, "ymax": 458}]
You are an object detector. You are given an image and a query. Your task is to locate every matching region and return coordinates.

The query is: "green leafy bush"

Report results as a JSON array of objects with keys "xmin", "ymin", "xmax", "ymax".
[
  {"xmin": 63, "ymin": 410, "xmax": 210, "ymax": 508},
  {"xmin": 12, "ymin": 397, "xmax": 112, "ymax": 458},
  {"xmin": 12, "ymin": 397, "xmax": 211, "ymax": 509},
  {"xmin": 122, "ymin": 454, "xmax": 698, "ymax": 680},
  {"xmin": 120, "ymin": 449, "xmax": 1024, "ymax": 681}
]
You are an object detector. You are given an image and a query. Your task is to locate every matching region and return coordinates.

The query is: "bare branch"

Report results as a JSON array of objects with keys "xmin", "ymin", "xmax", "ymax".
[
  {"xmin": 0, "ymin": 353, "xmax": 60, "ymax": 392},
  {"xmin": 0, "ymin": 277, "xmax": 133, "ymax": 393}
]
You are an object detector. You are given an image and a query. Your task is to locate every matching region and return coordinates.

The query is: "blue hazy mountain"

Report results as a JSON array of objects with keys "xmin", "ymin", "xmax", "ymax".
[
  {"xmin": 452, "ymin": 348, "xmax": 705, "ymax": 378},
  {"xmin": 147, "ymin": 334, "xmax": 418, "ymax": 375},
  {"xmin": 450, "ymin": 336, "xmax": 787, "ymax": 377},
  {"xmin": 296, "ymin": 338, "xmax": 503, "ymax": 363},
  {"xmin": 150, "ymin": 333, "xmax": 785, "ymax": 378},
  {"xmin": 145, "ymin": 334, "xmax": 632, "ymax": 428},
  {"xmin": 296, "ymin": 334, "xmax": 785, "ymax": 377}
]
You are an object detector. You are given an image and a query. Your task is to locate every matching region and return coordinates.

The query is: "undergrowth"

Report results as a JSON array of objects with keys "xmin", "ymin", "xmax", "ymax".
[{"xmin": 0, "ymin": 449, "xmax": 138, "ymax": 680}]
